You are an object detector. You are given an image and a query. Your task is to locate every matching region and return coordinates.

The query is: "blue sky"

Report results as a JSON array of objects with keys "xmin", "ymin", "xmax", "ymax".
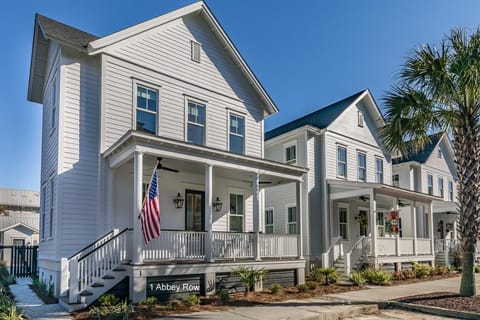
[{"xmin": 1, "ymin": 0, "xmax": 479, "ymax": 191}]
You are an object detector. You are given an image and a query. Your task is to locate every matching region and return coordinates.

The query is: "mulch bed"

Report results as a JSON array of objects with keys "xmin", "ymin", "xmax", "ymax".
[
  {"xmin": 391, "ymin": 272, "xmax": 459, "ymax": 286},
  {"xmin": 29, "ymin": 284, "xmax": 58, "ymax": 304},
  {"xmin": 396, "ymin": 292, "xmax": 480, "ymax": 314}
]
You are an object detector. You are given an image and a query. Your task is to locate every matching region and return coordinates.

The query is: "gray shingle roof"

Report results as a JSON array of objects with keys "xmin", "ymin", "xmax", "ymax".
[
  {"xmin": 0, "ymin": 213, "xmax": 39, "ymax": 232},
  {"xmin": 265, "ymin": 90, "xmax": 366, "ymax": 141},
  {"xmin": 36, "ymin": 14, "xmax": 98, "ymax": 51},
  {"xmin": 392, "ymin": 132, "xmax": 444, "ymax": 164}
]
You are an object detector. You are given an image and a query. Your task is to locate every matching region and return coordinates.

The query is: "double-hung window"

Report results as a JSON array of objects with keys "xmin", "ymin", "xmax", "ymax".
[
  {"xmin": 136, "ymin": 86, "xmax": 158, "ymax": 134},
  {"xmin": 285, "ymin": 142, "xmax": 297, "ymax": 165},
  {"xmin": 41, "ymin": 185, "xmax": 46, "ymax": 240},
  {"xmin": 427, "ymin": 174, "xmax": 434, "ymax": 195},
  {"xmin": 187, "ymin": 101, "xmax": 206, "ymax": 145},
  {"xmin": 448, "ymin": 180, "xmax": 454, "ymax": 201},
  {"xmin": 287, "ymin": 206, "xmax": 297, "ymax": 234},
  {"xmin": 337, "ymin": 146, "xmax": 347, "ymax": 178},
  {"xmin": 264, "ymin": 208, "xmax": 274, "ymax": 234},
  {"xmin": 392, "ymin": 174, "xmax": 400, "ymax": 188},
  {"xmin": 49, "ymin": 178, "xmax": 54, "ymax": 238},
  {"xmin": 51, "ymin": 78, "xmax": 56, "ymax": 131},
  {"xmin": 375, "ymin": 157, "xmax": 384, "ymax": 183},
  {"xmin": 229, "ymin": 113, "xmax": 245, "ymax": 154},
  {"xmin": 339, "ymin": 205, "xmax": 348, "ymax": 240},
  {"xmin": 358, "ymin": 152, "xmax": 366, "ymax": 182},
  {"xmin": 439, "ymin": 177, "xmax": 444, "ymax": 198},
  {"xmin": 229, "ymin": 194, "xmax": 244, "ymax": 232}
]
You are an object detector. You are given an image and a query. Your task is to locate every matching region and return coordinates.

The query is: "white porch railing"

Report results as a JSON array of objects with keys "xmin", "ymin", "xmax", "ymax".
[
  {"xmin": 345, "ymin": 236, "xmax": 366, "ymax": 275},
  {"xmin": 377, "ymin": 238, "xmax": 396, "ymax": 256},
  {"xmin": 399, "ymin": 238, "xmax": 414, "ymax": 255},
  {"xmin": 417, "ymin": 238, "xmax": 432, "ymax": 255},
  {"xmin": 259, "ymin": 234, "xmax": 297, "ymax": 258},
  {"xmin": 212, "ymin": 232, "xmax": 255, "ymax": 260},
  {"xmin": 144, "ymin": 230, "xmax": 206, "ymax": 260},
  {"xmin": 435, "ymin": 239, "xmax": 460, "ymax": 253},
  {"xmin": 321, "ymin": 236, "xmax": 343, "ymax": 268}
]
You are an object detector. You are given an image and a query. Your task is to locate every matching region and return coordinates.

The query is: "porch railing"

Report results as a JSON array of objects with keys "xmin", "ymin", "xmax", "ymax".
[
  {"xmin": 377, "ymin": 238, "xmax": 396, "ymax": 256},
  {"xmin": 321, "ymin": 236, "xmax": 343, "ymax": 268},
  {"xmin": 417, "ymin": 238, "xmax": 432, "ymax": 255},
  {"xmin": 435, "ymin": 239, "xmax": 460, "ymax": 253},
  {"xmin": 345, "ymin": 236, "xmax": 365, "ymax": 275},
  {"xmin": 144, "ymin": 230, "xmax": 206, "ymax": 260},
  {"xmin": 399, "ymin": 238, "xmax": 414, "ymax": 255},
  {"xmin": 212, "ymin": 232, "xmax": 254, "ymax": 260},
  {"xmin": 259, "ymin": 234, "xmax": 297, "ymax": 258}
]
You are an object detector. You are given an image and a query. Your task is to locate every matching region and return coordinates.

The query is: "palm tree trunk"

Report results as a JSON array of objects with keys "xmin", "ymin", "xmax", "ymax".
[{"xmin": 453, "ymin": 115, "xmax": 480, "ymax": 297}]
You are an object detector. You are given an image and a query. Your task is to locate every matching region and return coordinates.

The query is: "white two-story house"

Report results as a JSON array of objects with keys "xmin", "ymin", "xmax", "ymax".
[
  {"xmin": 27, "ymin": 1, "xmax": 307, "ymax": 310},
  {"xmin": 265, "ymin": 90, "xmax": 440, "ymax": 275}
]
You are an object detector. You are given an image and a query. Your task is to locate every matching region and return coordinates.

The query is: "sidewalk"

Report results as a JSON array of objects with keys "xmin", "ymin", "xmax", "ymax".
[{"xmin": 9, "ymin": 277, "xmax": 72, "ymax": 320}]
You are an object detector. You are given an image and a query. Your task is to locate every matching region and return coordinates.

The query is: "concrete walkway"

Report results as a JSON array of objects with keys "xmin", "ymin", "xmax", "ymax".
[{"xmin": 9, "ymin": 277, "xmax": 72, "ymax": 320}]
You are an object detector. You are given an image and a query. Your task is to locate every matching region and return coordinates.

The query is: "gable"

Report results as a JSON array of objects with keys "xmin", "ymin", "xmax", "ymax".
[{"xmin": 424, "ymin": 135, "xmax": 456, "ymax": 180}]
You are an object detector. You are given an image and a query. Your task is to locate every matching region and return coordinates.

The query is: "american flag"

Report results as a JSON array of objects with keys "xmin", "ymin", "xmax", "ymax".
[{"xmin": 141, "ymin": 169, "xmax": 161, "ymax": 244}]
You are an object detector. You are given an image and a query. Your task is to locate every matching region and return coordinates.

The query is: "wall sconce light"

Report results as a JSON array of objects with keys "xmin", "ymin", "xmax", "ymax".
[
  {"xmin": 213, "ymin": 197, "xmax": 223, "ymax": 212},
  {"xmin": 173, "ymin": 193, "xmax": 184, "ymax": 209}
]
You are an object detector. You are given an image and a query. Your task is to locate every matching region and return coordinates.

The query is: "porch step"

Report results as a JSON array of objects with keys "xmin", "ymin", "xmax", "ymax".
[
  {"xmin": 102, "ymin": 275, "xmax": 115, "ymax": 280},
  {"xmin": 91, "ymin": 283, "xmax": 104, "ymax": 288},
  {"xmin": 80, "ymin": 290, "xmax": 93, "ymax": 296},
  {"xmin": 113, "ymin": 267, "xmax": 126, "ymax": 272}
]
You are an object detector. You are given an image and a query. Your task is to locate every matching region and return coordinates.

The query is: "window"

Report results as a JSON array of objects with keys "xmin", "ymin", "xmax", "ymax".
[
  {"xmin": 392, "ymin": 174, "xmax": 400, "ymax": 188},
  {"xmin": 375, "ymin": 158, "xmax": 384, "ymax": 183},
  {"xmin": 438, "ymin": 149, "xmax": 442, "ymax": 158},
  {"xmin": 427, "ymin": 174, "xmax": 433, "ymax": 195},
  {"xmin": 191, "ymin": 41, "xmax": 201, "ymax": 62},
  {"xmin": 287, "ymin": 206, "xmax": 297, "ymax": 234},
  {"xmin": 187, "ymin": 100, "xmax": 206, "ymax": 145},
  {"xmin": 136, "ymin": 86, "xmax": 158, "ymax": 134},
  {"xmin": 358, "ymin": 152, "xmax": 366, "ymax": 182},
  {"xmin": 229, "ymin": 194, "xmax": 244, "ymax": 232},
  {"xmin": 339, "ymin": 205, "xmax": 348, "ymax": 240},
  {"xmin": 376, "ymin": 212, "xmax": 385, "ymax": 237},
  {"xmin": 51, "ymin": 79, "xmax": 56, "ymax": 130},
  {"xmin": 12, "ymin": 239, "xmax": 25, "ymax": 246},
  {"xmin": 229, "ymin": 113, "xmax": 245, "ymax": 154},
  {"xmin": 285, "ymin": 143, "xmax": 297, "ymax": 165},
  {"xmin": 41, "ymin": 185, "xmax": 46, "ymax": 240},
  {"xmin": 448, "ymin": 181, "xmax": 454, "ymax": 201},
  {"xmin": 337, "ymin": 146, "xmax": 347, "ymax": 178},
  {"xmin": 49, "ymin": 179, "xmax": 54, "ymax": 238},
  {"xmin": 265, "ymin": 208, "xmax": 274, "ymax": 234},
  {"xmin": 438, "ymin": 177, "xmax": 444, "ymax": 198},
  {"xmin": 358, "ymin": 111, "xmax": 364, "ymax": 127}
]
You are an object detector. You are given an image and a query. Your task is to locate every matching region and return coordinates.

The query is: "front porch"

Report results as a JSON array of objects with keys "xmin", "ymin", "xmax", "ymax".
[{"xmin": 323, "ymin": 180, "xmax": 439, "ymax": 274}]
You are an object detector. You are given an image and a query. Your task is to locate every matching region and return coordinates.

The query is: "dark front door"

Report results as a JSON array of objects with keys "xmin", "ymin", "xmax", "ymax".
[
  {"xmin": 185, "ymin": 190, "xmax": 205, "ymax": 231},
  {"xmin": 358, "ymin": 209, "xmax": 368, "ymax": 236}
]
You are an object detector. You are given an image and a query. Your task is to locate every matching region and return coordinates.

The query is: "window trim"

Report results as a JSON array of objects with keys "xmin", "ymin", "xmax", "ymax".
[
  {"xmin": 437, "ymin": 149, "xmax": 442, "ymax": 158},
  {"xmin": 132, "ymin": 80, "xmax": 160, "ymax": 135},
  {"xmin": 375, "ymin": 157, "xmax": 384, "ymax": 184},
  {"xmin": 264, "ymin": 207, "xmax": 274, "ymax": 234},
  {"xmin": 438, "ymin": 177, "xmax": 444, "ymax": 198},
  {"xmin": 191, "ymin": 40, "xmax": 201, "ymax": 63},
  {"xmin": 229, "ymin": 192, "xmax": 245, "ymax": 232},
  {"xmin": 286, "ymin": 204, "xmax": 297, "ymax": 235},
  {"xmin": 337, "ymin": 145, "xmax": 348, "ymax": 179},
  {"xmin": 338, "ymin": 203, "xmax": 349, "ymax": 240},
  {"xmin": 392, "ymin": 174, "xmax": 400, "ymax": 188},
  {"xmin": 48, "ymin": 177, "xmax": 54, "ymax": 239},
  {"xmin": 427, "ymin": 173, "xmax": 434, "ymax": 195},
  {"xmin": 40, "ymin": 185, "xmax": 46, "ymax": 241},
  {"xmin": 357, "ymin": 111, "xmax": 364, "ymax": 127},
  {"xmin": 357, "ymin": 151, "xmax": 367, "ymax": 182},
  {"xmin": 284, "ymin": 141, "xmax": 297, "ymax": 165},
  {"xmin": 184, "ymin": 98, "xmax": 207, "ymax": 146},
  {"xmin": 227, "ymin": 110, "xmax": 245, "ymax": 154},
  {"xmin": 49, "ymin": 77, "xmax": 57, "ymax": 136},
  {"xmin": 448, "ymin": 180, "xmax": 454, "ymax": 201}
]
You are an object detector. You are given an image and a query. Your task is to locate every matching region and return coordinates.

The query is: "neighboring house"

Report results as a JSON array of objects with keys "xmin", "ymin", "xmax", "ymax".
[
  {"xmin": 392, "ymin": 132, "xmax": 459, "ymax": 265},
  {"xmin": 265, "ymin": 90, "xmax": 440, "ymax": 276},
  {"xmin": 27, "ymin": 1, "xmax": 307, "ymax": 310}
]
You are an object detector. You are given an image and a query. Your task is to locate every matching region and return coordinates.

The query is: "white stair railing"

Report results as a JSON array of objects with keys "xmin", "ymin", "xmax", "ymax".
[
  {"xmin": 321, "ymin": 236, "xmax": 343, "ymax": 268},
  {"xmin": 345, "ymin": 236, "xmax": 366, "ymax": 276},
  {"xmin": 68, "ymin": 228, "xmax": 131, "ymax": 303}
]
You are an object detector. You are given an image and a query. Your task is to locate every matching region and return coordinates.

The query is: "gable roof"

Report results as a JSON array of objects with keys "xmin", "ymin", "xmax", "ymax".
[
  {"xmin": 0, "ymin": 222, "xmax": 38, "ymax": 233},
  {"xmin": 265, "ymin": 90, "xmax": 366, "ymax": 141},
  {"xmin": 392, "ymin": 132, "xmax": 444, "ymax": 165},
  {"xmin": 0, "ymin": 213, "xmax": 39, "ymax": 233}
]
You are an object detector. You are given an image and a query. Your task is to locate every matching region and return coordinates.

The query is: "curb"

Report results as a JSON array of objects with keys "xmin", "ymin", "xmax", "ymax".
[{"xmin": 388, "ymin": 301, "xmax": 480, "ymax": 320}]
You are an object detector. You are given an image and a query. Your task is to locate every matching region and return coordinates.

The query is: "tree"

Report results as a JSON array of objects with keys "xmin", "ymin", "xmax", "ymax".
[{"xmin": 380, "ymin": 28, "xmax": 480, "ymax": 296}]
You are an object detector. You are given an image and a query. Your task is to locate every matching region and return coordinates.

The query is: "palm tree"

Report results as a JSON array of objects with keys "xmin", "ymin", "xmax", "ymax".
[{"xmin": 381, "ymin": 28, "xmax": 480, "ymax": 296}]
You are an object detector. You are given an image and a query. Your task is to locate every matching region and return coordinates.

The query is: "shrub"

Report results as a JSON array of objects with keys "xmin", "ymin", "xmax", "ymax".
[
  {"xmin": 232, "ymin": 267, "xmax": 267, "ymax": 294},
  {"xmin": 402, "ymin": 269, "xmax": 415, "ymax": 279},
  {"xmin": 0, "ymin": 306, "xmax": 24, "ymax": 320},
  {"xmin": 90, "ymin": 300, "xmax": 133, "ymax": 320},
  {"xmin": 140, "ymin": 296, "xmax": 157, "ymax": 306},
  {"xmin": 433, "ymin": 266, "xmax": 450, "ymax": 276},
  {"xmin": 218, "ymin": 289, "xmax": 229, "ymax": 303},
  {"xmin": 475, "ymin": 265, "xmax": 480, "ymax": 273},
  {"xmin": 270, "ymin": 283, "xmax": 282, "ymax": 294},
  {"xmin": 98, "ymin": 294, "xmax": 120, "ymax": 307},
  {"xmin": 183, "ymin": 294, "xmax": 200, "ymax": 307},
  {"xmin": 392, "ymin": 271, "xmax": 405, "ymax": 281},
  {"xmin": 349, "ymin": 271, "xmax": 366, "ymax": 286},
  {"xmin": 296, "ymin": 284, "xmax": 308, "ymax": 293},
  {"xmin": 306, "ymin": 281, "xmax": 317, "ymax": 290},
  {"xmin": 361, "ymin": 268, "xmax": 392, "ymax": 285},
  {"xmin": 311, "ymin": 267, "xmax": 340, "ymax": 285},
  {"xmin": 167, "ymin": 299, "xmax": 183, "ymax": 311},
  {"xmin": 412, "ymin": 263, "xmax": 432, "ymax": 278}
]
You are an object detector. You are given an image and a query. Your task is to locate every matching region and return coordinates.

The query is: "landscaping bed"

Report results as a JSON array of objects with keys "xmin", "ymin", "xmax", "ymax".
[{"xmin": 396, "ymin": 292, "xmax": 480, "ymax": 314}]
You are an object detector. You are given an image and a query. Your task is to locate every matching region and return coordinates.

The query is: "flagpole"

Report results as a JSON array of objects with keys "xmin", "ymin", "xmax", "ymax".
[{"xmin": 140, "ymin": 159, "xmax": 159, "ymax": 215}]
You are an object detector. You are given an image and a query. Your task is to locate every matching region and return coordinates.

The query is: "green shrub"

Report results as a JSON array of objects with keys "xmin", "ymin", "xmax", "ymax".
[
  {"xmin": 402, "ymin": 269, "xmax": 415, "ymax": 279},
  {"xmin": 349, "ymin": 271, "xmax": 366, "ymax": 286},
  {"xmin": 218, "ymin": 289, "xmax": 229, "ymax": 303},
  {"xmin": 0, "ymin": 306, "xmax": 24, "ymax": 320},
  {"xmin": 232, "ymin": 267, "xmax": 267, "ymax": 294},
  {"xmin": 167, "ymin": 299, "xmax": 182, "ymax": 311},
  {"xmin": 361, "ymin": 268, "xmax": 392, "ymax": 285},
  {"xmin": 475, "ymin": 265, "xmax": 480, "ymax": 273},
  {"xmin": 98, "ymin": 294, "xmax": 120, "ymax": 307},
  {"xmin": 306, "ymin": 280, "xmax": 317, "ymax": 290},
  {"xmin": 296, "ymin": 284, "xmax": 308, "ymax": 293},
  {"xmin": 433, "ymin": 266, "xmax": 450, "ymax": 276},
  {"xmin": 270, "ymin": 283, "xmax": 282, "ymax": 294},
  {"xmin": 90, "ymin": 300, "xmax": 133, "ymax": 320},
  {"xmin": 412, "ymin": 263, "xmax": 432, "ymax": 278},
  {"xmin": 183, "ymin": 294, "xmax": 200, "ymax": 307},
  {"xmin": 311, "ymin": 267, "xmax": 340, "ymax": 285},
  {"xmin": 392, "ymin": 271, "xmax": 405, "ymax": 281},
  {"xmin": 140, "ymin": 296, "xmax": 157, "ymax": 306}
]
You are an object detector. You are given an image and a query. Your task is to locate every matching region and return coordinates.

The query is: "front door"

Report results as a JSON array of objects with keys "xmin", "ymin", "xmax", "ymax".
[
  {"xmin": 185, "ymin": 190, "xmax": 205, "ymax": 231},
  {"xmin": 358, "ymin": 209, "xmax": 368, "ymax": 237}
]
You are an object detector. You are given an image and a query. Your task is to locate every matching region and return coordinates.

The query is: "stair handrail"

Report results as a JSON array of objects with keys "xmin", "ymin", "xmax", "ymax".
[
  {"xmin": 77, "ymin": 228, "xmax": 132, "ymax": 262},
  {"xmin": 68, "ymin": 229, "xmax": 118, "ymax": 260},
  {"xmin": 345, "ymin": 236, "xmax": 366, "ymax": 276},
  {"xmin": 321, "ymin": 236, "xmax": 343, "ymax": 268}
]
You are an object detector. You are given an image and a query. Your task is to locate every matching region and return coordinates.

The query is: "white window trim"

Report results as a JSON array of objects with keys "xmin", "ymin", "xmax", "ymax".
[
  {"xmin": 227, "ymin": 110, "xmax": 246, "ymax": 154},
  {"xmin": 375, "ymin": 156, "xmax": 384, "ymax": 184},
  {"xmin": 358, "ymin": 111, "xmax": 364, "ymax": 127},
  {"xmin": 264, "ymin": 207, "xmax": 274, "ymax": 234},
  {"xmin": 286, "ymin": 204, "xmax": 297, "ymax": 234},
  {"xmin": 392, "ymin": 174, "xmax": 400, "ymax": 188},
  {"xmin": 448, "ymin": 180, "xmax": 454, "ymax": 201},
  {"xmin": 284, "ymin": 141, "xmax": 297, "ymax": 165},
  {"xmin": 40, "ymin": 184, "xmax": 46, "ymax": 241},
  {"xmin": 191, "ymin": 40, "xmax": 201, "ymax": 63},
  {"xmin": 338, "ymin": 203, "xmax": 349, "ymax": 240},
  {"xmin": 49, "ymin": 77, "xmax": 57, "ymax": 136},
  {"xmin": 184, "ymin": 97, "xmax": 207, "ymax": 145},
  {"xmin": 337, "ymin": 145, "xmax": 348, "ymax": 179},
  {"xmin": 132, "ymin": 79, "xmax": 161, "ymax": 135},
  {"xmin": 228, "ymin": 189, "xmax": 246, "ymax": 233},
  {"xmin": 427, "ymin": 173, "xmax": 434, "ymax": 195},
  {"xmin": 48, "ymin": 176, "xmax": 54, "ymax": 239},
  {"xmin": 438, "ymin": 176, "xmax": 444, "ymax": 199},
  {"xmin": 357, "ymin": 151, "xmax": 367, "ymax": 182}
]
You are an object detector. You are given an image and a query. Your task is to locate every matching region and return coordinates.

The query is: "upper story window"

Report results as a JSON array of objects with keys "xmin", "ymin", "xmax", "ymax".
[
  {"xmin": 392, "ymin": 174, "xmax": 400, "ymax": 188},
  {"xmin": 427, "ymin": 174, "xmax": 433, "ymax": 195},
  {"xmin": 229, "ymin": 113, "xmax": 245, "ymax": 154},
  {"xmin": 358, "ymin": 111, "xmax": 364, "ymax": 127},
  {"xmin": 285, "ymin": 142, "xmax": 297, "ymax": 165},
  {"xmin": 187, "ymin": 100, "xmax": 206, "ymax": 145},
  {"xmin": 375, "ymin": 157, "xmax": 384, "ymax": 183},
  {"xmin": 265, "ymin": 208, "xmax": 274, "ymax": 234},
  {"xmin": 438, "ymin": 149, "xmax": 442, "ymax": 158},
  {"xmin": 191, "ymin": 41, "xmax": 201, "ymax": 63},
  {"xmin": 438, "ymin": 177, "xmax": 444, "ymax": 198},
  {"xmin": 448, "ymin": 180, "xmax": 454, "ymax": 201},
  {"xmin": 357, "ymin": 152, "xmax": 366, "ymax": 182},
  {"xmin": 287, "ymin": 206, "xmax": 297, "ymax": 234},
  {"xmin": 50, "ymin": 78, "xmax": 57, "ymax": 131},
  {"xmin": 136, "ymin": 86, "xmax": 158, "ymax": 134},
  {"xmin": 337, "ymin": 145, "xmax": 347, "ymax": 178}
]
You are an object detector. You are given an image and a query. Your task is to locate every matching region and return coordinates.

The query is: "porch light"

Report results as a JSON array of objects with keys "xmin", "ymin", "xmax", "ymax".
[
  {"xmin": 173, "ymin": 193, "xmax": 184, "ymax": 209},
  {"xmin": 213, "ymin": 197, "xmax": 223, "ymax": 212}
]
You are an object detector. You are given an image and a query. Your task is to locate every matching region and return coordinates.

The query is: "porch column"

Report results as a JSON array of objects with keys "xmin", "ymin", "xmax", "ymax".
[
  {"xmin": 132, "ymin": 151, "xmax": 144, "ymax": 265},
  {"xmin": 253, "ymin": 173, "xmax": 261, "ymax": 261},
  {"xmin": 106, "ymin": 168, "xmax": 114, "ymax": 231},
  {"xmin": 204, "ymin": 164, "xmax": 214, "ymax": 263},
  {"xmin": 369, "ymin": 190, "xmax": 377, "ymax": 257},
  {"xmin": 297, "ymin": 180, "xmax": 304, "ymax": 259},
  {"xmin": 411, "ymin": 201, "xmax": 417, "ymax": 255},
  {"xmin": 393, "ymin": 198, "xmax": 400, "ymax": 257},
  {"xmin": 429, "ymin": 202, "xmax": 435, "ymax": 257}
]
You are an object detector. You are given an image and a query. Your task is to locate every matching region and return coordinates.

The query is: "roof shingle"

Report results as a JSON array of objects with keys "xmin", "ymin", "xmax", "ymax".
[{"xmin": 392, "ymin": 132, "xmax": 444, "ymax": 164}]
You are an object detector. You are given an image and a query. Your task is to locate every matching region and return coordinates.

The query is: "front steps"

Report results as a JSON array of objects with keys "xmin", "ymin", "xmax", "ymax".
[
  {"xmin": 59, "ymin": 267, "xmax": 128, "ymax": 312},
  {"xmin": 333, "ymin": 256, "xmax": 363, "ymax": 279}
]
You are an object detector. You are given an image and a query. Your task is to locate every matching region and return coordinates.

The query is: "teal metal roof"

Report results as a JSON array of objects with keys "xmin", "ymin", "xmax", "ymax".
[
  {"xmin": 265, "ymin": 90, "xmax": 366, "ymax": 141},
  {"xmin": 392, "ymin": 132, "xmax": 444, "ymax": 164}
]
